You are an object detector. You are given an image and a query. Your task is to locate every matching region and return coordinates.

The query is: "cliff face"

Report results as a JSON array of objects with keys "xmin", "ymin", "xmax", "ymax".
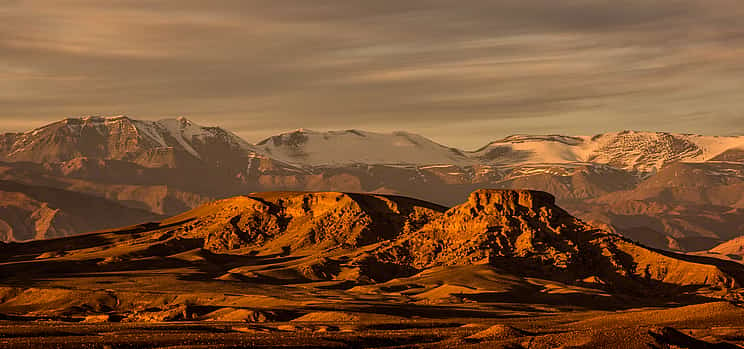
[{"xmin": 381, "ymin": 190, "xmax": 587, "ymax": 269}]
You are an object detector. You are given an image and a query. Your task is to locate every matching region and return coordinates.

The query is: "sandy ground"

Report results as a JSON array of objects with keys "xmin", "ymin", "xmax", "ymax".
[{"xmin": 2, "ymin": 303, "xmax": 744, "ymax": 348}]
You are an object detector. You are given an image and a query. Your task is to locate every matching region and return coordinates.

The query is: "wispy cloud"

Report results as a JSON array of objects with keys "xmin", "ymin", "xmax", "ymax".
[{"xmin": 1, "ymin": 1, "xmax": 743, "ymax": 148}]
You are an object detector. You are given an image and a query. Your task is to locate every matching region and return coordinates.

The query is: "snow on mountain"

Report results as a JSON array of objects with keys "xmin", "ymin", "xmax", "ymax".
[
  {"xmin": 473, "ymin": 134, "xmax": 593, "ymax": 166},
  {"xmin": 4, "ymin": 116, "xmax": 744, "ymax": 174},
  {"xmin": 153, "ymin": 116, "xmax": 254, "ymax": 159},
  {"xmin": 473, "ymin": 131, "xmax": 744, "ymax": 173},
  {"xmin": 1, "ymin": 115, "xmax": 261, "ymax": 165},
  {"xmin": 255, "ymin": 129, "xmax": 472, "ymax": 166}
]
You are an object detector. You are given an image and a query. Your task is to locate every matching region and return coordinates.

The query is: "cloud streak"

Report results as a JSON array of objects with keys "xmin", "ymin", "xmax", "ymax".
[{"xmin": 1, "ymin": 0, "xmax": 743, "ymax": 148}]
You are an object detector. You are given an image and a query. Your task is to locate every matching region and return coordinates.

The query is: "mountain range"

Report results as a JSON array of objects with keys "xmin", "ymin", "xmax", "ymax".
[{"xmin": 2, "ymin": 115, "xmax": 744, "ymax": 253}]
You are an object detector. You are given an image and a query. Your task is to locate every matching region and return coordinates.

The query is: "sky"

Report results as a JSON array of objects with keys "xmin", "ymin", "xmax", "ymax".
[{"xmin": 1, "ymin": 1, "xmax": 743, "ymax": 149}]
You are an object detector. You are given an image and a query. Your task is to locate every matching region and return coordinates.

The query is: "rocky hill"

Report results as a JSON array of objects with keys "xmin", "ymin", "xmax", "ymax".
[
  {"xmin": 4, "ymin": 190, "xmax": 744, "ymax": 347},
  {"xmin": 5, "ymin": 190, "xmax": 740, "ymax": 298}
]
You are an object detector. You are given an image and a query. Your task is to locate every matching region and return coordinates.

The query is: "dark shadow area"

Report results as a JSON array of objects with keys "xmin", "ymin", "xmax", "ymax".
[
  {"xmin": 0, "ymin": 250, "xmax": 310, "ymax": 289},
  {"xmin": 649, "ymin": 327, "xmax": 740, "ymax": 349},
  {"xmin": 362, "ymin": 322, "xmax": 463, "ymax": 330},
  {"xmin": 0, "ymin": 218, "xmax": 196, "ymax": 263},
  {"xmin": 651, "ymin": 247, "xmax": 744, "ymax": 283},
  {"xmin": 304, "ymin": 303, "xmax": 528, "ymax": 319}
]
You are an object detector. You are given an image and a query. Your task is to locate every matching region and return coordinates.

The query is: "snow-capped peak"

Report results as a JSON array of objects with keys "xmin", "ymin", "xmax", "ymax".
[
  {"xmin": 7, "ymin": 118, "xmax": 744, "ymax": 174},
  {"xmin": 3, "ymin": 116, "xmax": 263, "ymax": 165},
  {"xmin": 256, "ymin": 129, "xmax": 471, "ymax": 167},
  {"xmin": 474, "ymin": 130, "xmax": 744, "ymax": 172},
  {"xmin": 491, "ymin": 134, "xmax": 586, "ymax": 146}
]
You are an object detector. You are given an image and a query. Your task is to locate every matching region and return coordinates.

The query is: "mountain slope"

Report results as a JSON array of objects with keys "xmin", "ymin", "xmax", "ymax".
[
  {"xmin": 0, "ymin": 180, "xmax": 162, "ymax": 241},
  {"xmin": 473, "ymin": 131, "xmax": 744, "ymax": 172},
  {"xmin": 163, "ymin": 191, "xmax": 446, "ymax": 254},
  {"xmin": 255, "ymin": 129, "xmax": 471, "ymax": 166},
  {"xmin": 0, "ymin": 115, "xmax": 267, "ymax": 170},
  {"xmin": 568, "ymin": 161, "xmax": 744, "ymax": 251},
  {"xmin": 371, "ymin": 190, "xmax": 742, "ymax": 292},
  {"xmin": 701, "ymin": 236, "xmax": 744, "ymax": 263}
]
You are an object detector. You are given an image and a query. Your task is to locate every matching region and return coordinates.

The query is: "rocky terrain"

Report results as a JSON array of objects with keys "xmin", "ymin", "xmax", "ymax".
[
  {"xmin": 2, "ymin": 190, "xmax": 744, "ymax": 347},
  {"xmin": 2, "ymin": 116, "xmax": 744, "ymax": 252}
]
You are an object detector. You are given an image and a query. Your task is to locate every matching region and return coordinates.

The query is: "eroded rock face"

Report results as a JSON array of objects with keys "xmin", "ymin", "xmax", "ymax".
[
  {"xmin": 178, "ymin": 192, "xmax": 445, "ymax": 253},
  {"xmin": 88, "ymin": 189, "xmax": 743, "ymax": 293},
  {"xmin": 465, "ymin": 189, "xmax": 557, "ymax": 216},
  {"xmin": 367, "ymin": 189, "xmax": 739, "ymax": 291},
  {"xmin": 378, "ymin": 189, "xmax": 587, "ymax": 269},
  {"xmin": 203, "ymin": 201, "xmax": 284, "ymax": 251}
]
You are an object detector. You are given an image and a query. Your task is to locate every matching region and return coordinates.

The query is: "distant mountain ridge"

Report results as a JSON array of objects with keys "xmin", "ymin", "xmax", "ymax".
[
  {"xmin": 2, "ymin": 115, "xmax": 744, "ymax": 252},
  {"xmin": 254, "ymin": 128, "xmax": 744, "ymax": 173},
  {"xmin": 5, "ymin": 116, "xmax": 744, "ymax": 172}
]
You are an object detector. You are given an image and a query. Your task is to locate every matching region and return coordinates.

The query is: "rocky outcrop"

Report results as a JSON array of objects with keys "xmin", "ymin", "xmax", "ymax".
[
  {"xmin": 369, "ymin": 189, "xmax": 740, "ymax": 292},
  {"xmin": 140, "ymin": 190, "xmax": 744, "ymax": 294},
  {"xmin": 3, "ymin": 189, "xmax": 741, "ymax": 297},
  {"xmin": 172, "ymin": 192, "xmax": 445, "ymax": 253},
  {"xmin": 384, "ymin": 190, "xmax": 587, "ymax": 269}
]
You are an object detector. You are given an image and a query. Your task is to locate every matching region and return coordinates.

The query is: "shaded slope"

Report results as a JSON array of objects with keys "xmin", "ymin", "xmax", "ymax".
[
  {"xmin": 572, "ymin": 162, "xmax": 744, "ymax": 251},
  {"xmin": 0, "ymin": 180, "xmax": 163, "ymax": 241}
]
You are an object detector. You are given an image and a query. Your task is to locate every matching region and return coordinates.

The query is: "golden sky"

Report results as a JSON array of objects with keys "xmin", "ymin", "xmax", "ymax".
[{"xmin": 1, "ymin": 0, "xmax": 743, "ymax": 149}]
